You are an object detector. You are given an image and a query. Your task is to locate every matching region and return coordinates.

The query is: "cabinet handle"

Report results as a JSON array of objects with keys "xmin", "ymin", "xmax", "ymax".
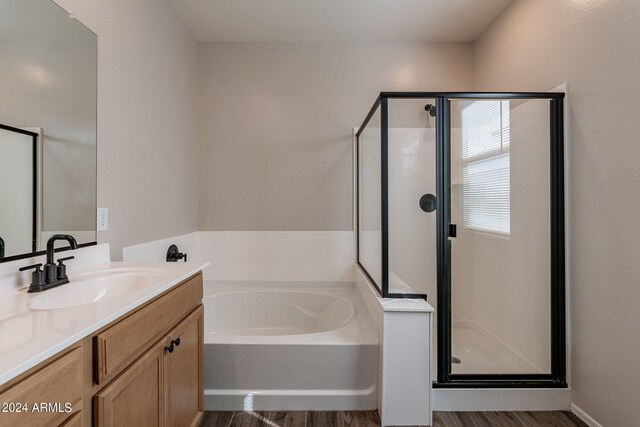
[
  {"xmin": 164, "ymin": 343, "xmax": 174, "ymax": 353},
  {"xmin": 172, "ymin": 338, "xmax": 181, "ymax": 347}
]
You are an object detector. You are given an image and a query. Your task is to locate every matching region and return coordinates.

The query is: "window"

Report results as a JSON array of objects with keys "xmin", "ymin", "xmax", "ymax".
[{"xmin": 461, "ymin": 100, "xmax": 510, "ymax": 235}]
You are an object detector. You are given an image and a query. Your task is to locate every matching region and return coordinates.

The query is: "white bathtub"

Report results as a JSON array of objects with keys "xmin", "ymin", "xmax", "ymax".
[{"xmin": 203, "ymin": 281, "xmax": 378, "ymax": 411}]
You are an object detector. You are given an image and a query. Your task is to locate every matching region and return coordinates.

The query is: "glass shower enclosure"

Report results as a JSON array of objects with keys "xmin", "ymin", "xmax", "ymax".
[{"xmin": 356, "ymin": 92, "xmax": 566, "ymax": 388}]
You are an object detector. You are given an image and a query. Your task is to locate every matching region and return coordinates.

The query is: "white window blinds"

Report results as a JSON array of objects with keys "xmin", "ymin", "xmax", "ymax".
[{"xmin": 461, "ymin": 101, "xmax": 510, "ymax": 235}]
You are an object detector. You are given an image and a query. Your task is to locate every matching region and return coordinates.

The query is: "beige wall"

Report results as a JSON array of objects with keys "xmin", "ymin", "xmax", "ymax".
[
  {"xmin": 474, "ymin": 0, "xmax": 640, "ymax": 424},
  {"xmin": 198, "ymin": 42, "xmax": 474, "ymax": 231},
  {"xmin": 52, "ymin": 0, "xmax": 199, "ymax": 260}
]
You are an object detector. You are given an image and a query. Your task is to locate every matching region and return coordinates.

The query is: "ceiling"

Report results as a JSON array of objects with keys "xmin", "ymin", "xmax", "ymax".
[{"xmin": 168, "ymin": 0, "xmax": 513, "ymax": 43}]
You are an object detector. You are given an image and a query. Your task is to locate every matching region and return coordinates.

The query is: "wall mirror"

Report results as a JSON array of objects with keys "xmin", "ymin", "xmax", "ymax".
[{"xmin": 0, "ymin": 0, "xmax": 97, "ymax": 261}]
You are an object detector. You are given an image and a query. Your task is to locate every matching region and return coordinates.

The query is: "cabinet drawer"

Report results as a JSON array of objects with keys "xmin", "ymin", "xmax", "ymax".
[
  {"xmin": 94, "ymin": 273, "xmax": 202, "ymax": 384},
  {"xmin": 0, "ymin": 347, "xmax": 82, "ymax": 427}
]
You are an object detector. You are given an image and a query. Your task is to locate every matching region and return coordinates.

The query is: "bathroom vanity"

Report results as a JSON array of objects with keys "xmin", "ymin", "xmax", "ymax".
[
  {"xmin": 0, "ymin": 2, "xmax": 207, "ymax": 424},
  {"xmin": 0, "ymin": 249, "xmax": 207, "ymax": 427},
  {"xmin": 92, "ymin": 273, "xmax": 203, "ymax": 427}
]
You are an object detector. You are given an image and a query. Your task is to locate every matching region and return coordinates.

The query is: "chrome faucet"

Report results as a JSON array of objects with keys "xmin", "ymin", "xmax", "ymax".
[{"xmin": 20, "ymin": 234, "xmax": 78, "ymax": 293}]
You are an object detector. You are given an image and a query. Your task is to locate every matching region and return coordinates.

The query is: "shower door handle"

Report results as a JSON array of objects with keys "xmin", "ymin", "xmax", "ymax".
[{"xmin": 448, "ymin": 224, "xmax": 457, "ymax": 238}]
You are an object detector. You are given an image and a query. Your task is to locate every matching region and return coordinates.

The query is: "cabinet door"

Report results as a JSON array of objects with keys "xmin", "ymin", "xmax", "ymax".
[
  {"xmin": 164, "ymin": 305, "xmax": 204, "ymax": 427},
  {"xmin": 94, "ymin": 341, "xmax": 165, "ymax": 427},
  {"xmin": 0, "ymin": 347, "xmax": 82, "ymax": 427},
  {"xmin": 61, "ymin": 412, "xmax": 83, "ymax": 427}
]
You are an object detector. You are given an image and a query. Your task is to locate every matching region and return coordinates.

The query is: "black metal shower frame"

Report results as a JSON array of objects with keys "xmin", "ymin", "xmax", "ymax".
[{"xmin": 355, "ymin": 92, "xmax": 567, "ymax": 388}]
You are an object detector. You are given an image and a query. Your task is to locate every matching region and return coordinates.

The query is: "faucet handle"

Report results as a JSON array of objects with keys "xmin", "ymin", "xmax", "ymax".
[
  {"xmin": 19, "ymin": 263, "xmax": 46, "ymax": 292},
  {"xmin": 57, "ymin": 256, "xmax": 75, "ymax": 265},
  {"xmin": 56, "ymin": 256, "xmax": 74, "ymax": 281},
  {"xmin": 19, "ymin": 263, "xmax": 43, "ymax": 272}
]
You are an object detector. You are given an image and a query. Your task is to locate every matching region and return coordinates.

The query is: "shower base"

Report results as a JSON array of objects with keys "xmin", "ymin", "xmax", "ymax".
[{"xmin": 432, "ymin": 321, "xmax": 545, "ymax": 378}]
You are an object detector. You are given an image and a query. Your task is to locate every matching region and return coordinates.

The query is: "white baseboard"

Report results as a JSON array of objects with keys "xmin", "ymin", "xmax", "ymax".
[
  {"xmin": 433, "ymin": 388, "xmax": 571, "ymax": 411},
  {"xmin": 571, "ymin": 404, "xmax": 603, "ymax": 427},
  {"xmin": 204, "ymin": 388, "xmax": 376, "ymax": 411}
]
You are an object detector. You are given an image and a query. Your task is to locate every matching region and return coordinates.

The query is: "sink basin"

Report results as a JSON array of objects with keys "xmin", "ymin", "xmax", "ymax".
[
  {"xmin": 0, "ymin": 293, "xmax": 30, "ymax": 321},
  {"xmin": 28, "ymin": 268, "xmax": 166, "ymax": 310}
]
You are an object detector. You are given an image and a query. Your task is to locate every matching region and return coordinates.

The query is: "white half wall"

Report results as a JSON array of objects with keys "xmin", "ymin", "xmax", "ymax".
[
  {"xmin": 354, "ymin": 267, "xmax": 433, "ymax": 426},
  {"xmin": 122, "ymin": 231, "xmax": 199, "ymax": 263},
  {"xmin": 123, "ymin": 231, "xmax": 354, "ymax": 282},
  {"xmin": 199, "ymin": 231, "xmax": 354, "ymax": 282}
]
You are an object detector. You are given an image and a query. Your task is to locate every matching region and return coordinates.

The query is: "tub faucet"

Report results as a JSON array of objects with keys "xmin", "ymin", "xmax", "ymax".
[
  {"xmin": 0, "ymin": 237, "xmax": 4, "ymax": 258},
  {"xmin": 19, "ymin": 234, "xmax": 78, "ymax": 293},
  {"xmin": 166, "ymin": 244, "xmax": 188, "ymax": 262}
]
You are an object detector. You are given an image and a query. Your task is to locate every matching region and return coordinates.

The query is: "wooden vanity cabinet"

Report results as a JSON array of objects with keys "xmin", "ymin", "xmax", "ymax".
[
  {"xmin": 0, "ymin": 272, "xmax": 204, "ymax": 427},
  {"xmin": 93, "ymin": 306, "xmax": 204, "ymax": 427},
  {"xmin": 0, "ymin": 347, "xmax": 83, "ymax": 427},
  {"xmin": 92, "ymin": 274, "xmax": 204, "ymax": 427},
  {"xmin": 93, "ymin": 274, "xmax": 203, "ymax": 386}
]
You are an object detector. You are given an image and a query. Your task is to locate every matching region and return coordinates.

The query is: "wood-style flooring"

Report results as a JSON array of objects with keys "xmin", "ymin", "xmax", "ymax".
[{"xmin": 199, "ymin": 410, "xmax": 588, "ymax": 427}]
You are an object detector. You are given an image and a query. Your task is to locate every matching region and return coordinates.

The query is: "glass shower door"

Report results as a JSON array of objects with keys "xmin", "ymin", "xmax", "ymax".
[{"xmin": 448, "ymin": 98, "xmax": 554, "ymax": 376}]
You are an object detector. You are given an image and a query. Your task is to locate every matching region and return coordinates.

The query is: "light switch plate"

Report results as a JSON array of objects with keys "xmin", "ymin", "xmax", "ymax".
[{"xmin": 97, "ymin": 208, "xmax": 108, "ymax": 231}]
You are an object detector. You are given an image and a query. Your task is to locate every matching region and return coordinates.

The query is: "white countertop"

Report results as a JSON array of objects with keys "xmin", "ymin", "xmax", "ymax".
[{"xmin": 0, "ymin": 260, "xmax": 208, "ymax": 386}]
